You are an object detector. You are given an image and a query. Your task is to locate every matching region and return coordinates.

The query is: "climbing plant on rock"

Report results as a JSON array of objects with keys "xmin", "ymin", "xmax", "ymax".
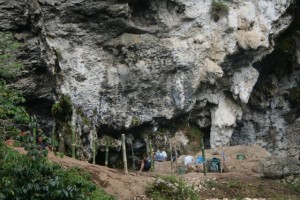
[
  {"xmin": 0, "ymin": 32, "xmax": 29, "ymax": 140},
  {"xmin": 51, "ymin": 95, "xmax": 73, "ymax": 124}
]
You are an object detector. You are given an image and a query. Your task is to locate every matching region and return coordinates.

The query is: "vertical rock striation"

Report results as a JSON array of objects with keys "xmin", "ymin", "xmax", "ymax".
[{"xmin": 0, "ymin": 0, "xmax": 298, "ymax": 159}]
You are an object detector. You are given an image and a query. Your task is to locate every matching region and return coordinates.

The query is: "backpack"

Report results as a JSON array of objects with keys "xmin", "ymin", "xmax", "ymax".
[
  {"xmin": 195, "ymin": 155, "xmax": 203, "ymax": 164},
  {"xmin": 207, "ymin": 157, "xmax": 221, "ymax": 172},
  {"xmin": 144, "ymin": 158, "xmax": 152, "ymax": 169}
]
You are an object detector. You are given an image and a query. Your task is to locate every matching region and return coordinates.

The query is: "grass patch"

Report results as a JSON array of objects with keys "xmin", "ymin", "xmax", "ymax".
[
  {"xmin": 198, "ymin": 177, "xmax": 300, "ymax": 200},
  {"xmin": 146, "ymin": 175, "xmax": 199, "ymax": 200}
]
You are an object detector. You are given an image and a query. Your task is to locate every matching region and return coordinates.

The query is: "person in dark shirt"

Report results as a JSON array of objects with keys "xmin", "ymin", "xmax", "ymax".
[
  {"xmin": 37, "ymin": 136, "xmax": 48, "ymax": 150},
  {"xmin": 138, "ymin": 152, "xmax": 152, "ymax": 172}
]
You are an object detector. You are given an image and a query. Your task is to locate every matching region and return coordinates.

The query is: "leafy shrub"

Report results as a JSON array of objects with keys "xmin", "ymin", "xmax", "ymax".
[
  {"xmin": 204, "ymin": 178, "xmax": 218, "ymax": 189},
  {"xmin": 0, "ymin": 32, "xmax": 23, "ymax": 80},
  {"xmin": 0, "ymin": 144, "xmax": 115, "ymax": 200},
  {"xmin": 211, "ymin": 0, "xmax": 229, "ymax": 22},
  {"xmin": 51, "ymin": 95, "xmax": 73, "ymax": 123},
  {"xmin": 0, "ymin": 32, "xmax": 29, "ymax": 140},
  {"xmin": 146, "ymin": 175, "xmax": 199, "ymax": 200},
  {"xmin": 0, "ymin": 81, "xmax": 29, "ymax": 140},
  {"xmin": 288, "ymin": 181, "xmax": 300, "ymax": 193}
]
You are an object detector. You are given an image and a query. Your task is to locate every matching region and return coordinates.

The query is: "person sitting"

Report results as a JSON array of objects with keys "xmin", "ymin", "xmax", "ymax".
[
  {"xmin": 37, "ymin": 136, "xmax": 50, "ymax": 150},
  {"xmin": 138, "ymin": 152, "xmax": 152, "ymax": 172}
]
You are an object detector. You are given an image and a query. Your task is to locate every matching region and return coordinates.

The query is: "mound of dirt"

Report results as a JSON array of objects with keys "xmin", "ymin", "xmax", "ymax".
[{"xmin": 202, "ymin": 145, "xmax": 271, "ymax": 174}]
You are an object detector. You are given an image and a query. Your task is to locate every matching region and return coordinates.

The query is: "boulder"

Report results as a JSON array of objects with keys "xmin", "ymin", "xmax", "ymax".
[{"xmin": 258, "ymin": 156, "xmax": 300, "ymax": 179}]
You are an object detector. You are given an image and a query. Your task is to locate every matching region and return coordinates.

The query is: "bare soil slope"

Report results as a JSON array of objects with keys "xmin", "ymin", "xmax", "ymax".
[
  {"xmin": 14, "ymin": 147, "xmax": 154, "ymax": 200},
  {"xmin": 14, "ymin": 145, "xmax": 300, "ymax": 200}
]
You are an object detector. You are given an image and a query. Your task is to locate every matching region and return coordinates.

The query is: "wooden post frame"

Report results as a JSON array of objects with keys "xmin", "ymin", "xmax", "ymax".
[
  {"xmin": 121, "ymin": 134, "xmax": 128, "ymax": 174},
  {"xmin": 105, "ymin": 136, "xmax": 109, "ymax": 167},
  {"xmin": 92, "ymin": 127, "xmax": 96, "ymax": 164},
  {"xmin": 131, "ymin": 141, "xmax": 135, "ymax": 170},
  {"xmin": 149, "ymin": 139, "xmax": 154, "ymax": 172},
  {"xmin": 170, "ymin": 143, "xmax": 173, "ymax": 174},
  {"xmin": 71, "ymin": 124, "xmax": 76, "ymax": 159},
  {"xmin": 201, "ymin": 138, "xmax": 207, "ymax": 176}
]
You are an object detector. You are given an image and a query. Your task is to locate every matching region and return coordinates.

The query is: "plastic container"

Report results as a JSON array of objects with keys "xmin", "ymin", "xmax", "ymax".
[
  {"xmin": 236, "ymin": 154, "xmax": 246, "ymax": 160},
  {"xmin": 178, "ymin": 166, "xmax": 186, "ymax": 175}
]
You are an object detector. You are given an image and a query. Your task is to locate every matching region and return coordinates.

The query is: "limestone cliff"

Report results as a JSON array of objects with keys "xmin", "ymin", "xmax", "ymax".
[{"xmin": 0, "ymin": 0, "xmax": 298, "ymax": 160}]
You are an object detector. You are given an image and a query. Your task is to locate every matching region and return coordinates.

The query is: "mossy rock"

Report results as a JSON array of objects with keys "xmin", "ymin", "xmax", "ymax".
[
  {"xmin": 131, "ymin": 116, "xmax": 141, "ymax": 127},
  {"xmin": 211, "ymin": 0, "xmax": 229, "ymax": 22}
]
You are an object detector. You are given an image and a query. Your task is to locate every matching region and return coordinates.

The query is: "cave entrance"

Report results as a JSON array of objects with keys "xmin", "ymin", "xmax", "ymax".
[
  {"xmin": 95, "ymin": 148, "xmax": 122, "ymax": 168},
  {"xmin": 95, "ymin": 139, "xmax": 148, "ymax": 170},
  {"xmin": 201, "ymin": 127, "xmax": 211, "ymax": 149}
]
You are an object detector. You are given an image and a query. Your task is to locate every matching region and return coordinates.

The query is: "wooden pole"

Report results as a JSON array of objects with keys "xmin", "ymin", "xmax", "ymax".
[
  {"xmin": 174, "ymin": 142, "xmax": 177, "ymax": 173},
  {"xmin": 33, "ymin": 127, "xmax": 36, "ymax": 145},
  {"xmin": 92, "ymin": 127, "xmax": 96, "ymax": 164},
  {"xmin": 71, "ymin": 124, "xmax": 76, "ymax": 159},
  {"xmin": 52, "ymin": 123, "xmax": 55, "ymax": 151},
  {"xmin": 170, "ymin": 143, "xmax": 173, "ymax": 174},
  {"xmin": 201, "ymin": 138, "xmax": 207, "ymax": 176},
  {"xmin": 149, "ymin": 139, "xmax": 154, "ymax": 173},
  {"xmin": 131, "ymin": 141, "xmax": 135, "ymax": 170},
  {"xmin": 121, "ymin": 134, "xmax": 128, "ymax": 174},
  {"xmin": 105, "ymin": 136, "xmax": 109, "ymax": 167},
  {"xmin": 31, "ymin": 116, "xmax": 37, "ymax": 145}
]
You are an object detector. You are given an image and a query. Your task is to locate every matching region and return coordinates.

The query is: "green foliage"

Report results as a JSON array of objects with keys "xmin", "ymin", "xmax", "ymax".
[
  {"xmin": 204, "ymin": 178, "xmax": 218, "ymax": 189},
  {"xmin": 52, "ymin": 95, "xmax": 73, "ymax": 123},
  {"xmin": 0, "ymin": 32, "xmax": 29, "ymax": 140},
  {"xmin": 0, "ymin": 143, "xmax": 115, "ymax": 200},
  {"xmin": 146, "ymin": 175, "xmax": 199, "ymax": 200},
  {"xmin": 0, "ymin": 32, "xmax": 23, "ymax": 80},
  {"xmin": 227, "ymin": 179, "xmax": 242, "ymax": 189},
  {"xmin": 131, "ymin": 116, "xmax": 141, "ymax": 127},
  {"xmin": 0, "ymin": 81, "xmax": 28, "ymax": 122},
  {"xmin": 287, "ymin": 181, "xmax": 300, "ymax": 193},
  {"xmin": 211, "ymin": 0, "xmax": 229, "ymax": 22},
  {"xmin": 276, "ymin": 36, "xmax": 296, "ymax": 57},
  {"xmin": 0, "ymin": 81, "xmax": 29, "ymax": 132}
]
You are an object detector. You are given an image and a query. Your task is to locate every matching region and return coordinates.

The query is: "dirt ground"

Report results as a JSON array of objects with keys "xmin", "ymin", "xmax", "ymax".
[{"xmin": 14, "ymin": 145, "xmax": 300, "ymax": 200}]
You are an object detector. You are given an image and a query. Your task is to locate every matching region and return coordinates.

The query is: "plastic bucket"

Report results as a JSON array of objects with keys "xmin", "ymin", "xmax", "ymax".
[
  {"xmin": 178, "ymin": 166, "xmax": 186, "ymax": 175},
  {"xmin": 236, "ymin": 154, "xmax": 246, "ymax": 160}
]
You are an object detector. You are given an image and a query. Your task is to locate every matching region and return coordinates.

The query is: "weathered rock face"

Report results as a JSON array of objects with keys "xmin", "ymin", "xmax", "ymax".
[
  {"xmin": 258, "ymin": 156, "xmax": 300, "ymax": 178},
  {"xmin": 231, "ymin": 33, "xmax": 300, "ymax": 159},
  {"xmin": 1, "ymin": 0, "xmax": 299, "ymax": 160}
]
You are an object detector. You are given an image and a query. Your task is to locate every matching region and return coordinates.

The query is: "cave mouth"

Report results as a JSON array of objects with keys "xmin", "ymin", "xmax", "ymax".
[
  {"xmin": 95, "ymin": 137, "xmax": 148, "ymax": 170},
  {"xmin": 201, "ymin": 127, "xmax": 211, "ymax": 149}
]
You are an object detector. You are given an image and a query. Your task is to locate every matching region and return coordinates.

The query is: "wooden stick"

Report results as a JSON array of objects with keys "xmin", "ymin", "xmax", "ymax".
[
  {"xmin": 131, "ymin": 141, "xmax": 135, "ymax": 170},
  {"xmin": 174, "ymin": 142, "xmax": 177, "ymax": 175},
  {"xmin": 71, "ymin": 124, "xmax": 76, "ymax": 159},
  {"xmin": 33, "ymin": 128, "xmax": 36, "ymax": 145},
  {"xmin": 149, "ymin": 139, "xmax": 154, "ymax": 172},
  {"xmin": 105, "ymin": 136, "xmax": 109, "ymax": 167},
  {"xmin": 92, "ymin": 127, "xmax": 96, "ymax": 164},
  {"xmin": 170, "ymin": 143, "xmax": 173, "ymax": 174},
  {"xmin": 52, "ymin": 123, "xmax": 55, "ymax": 151},
  {"xmin": 201, "ymin": 138, "xmax": 207, "ymax": 176},
  {"xmin": 122, "ymin": 134, "xmax": 128, "ymax": 174}
]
